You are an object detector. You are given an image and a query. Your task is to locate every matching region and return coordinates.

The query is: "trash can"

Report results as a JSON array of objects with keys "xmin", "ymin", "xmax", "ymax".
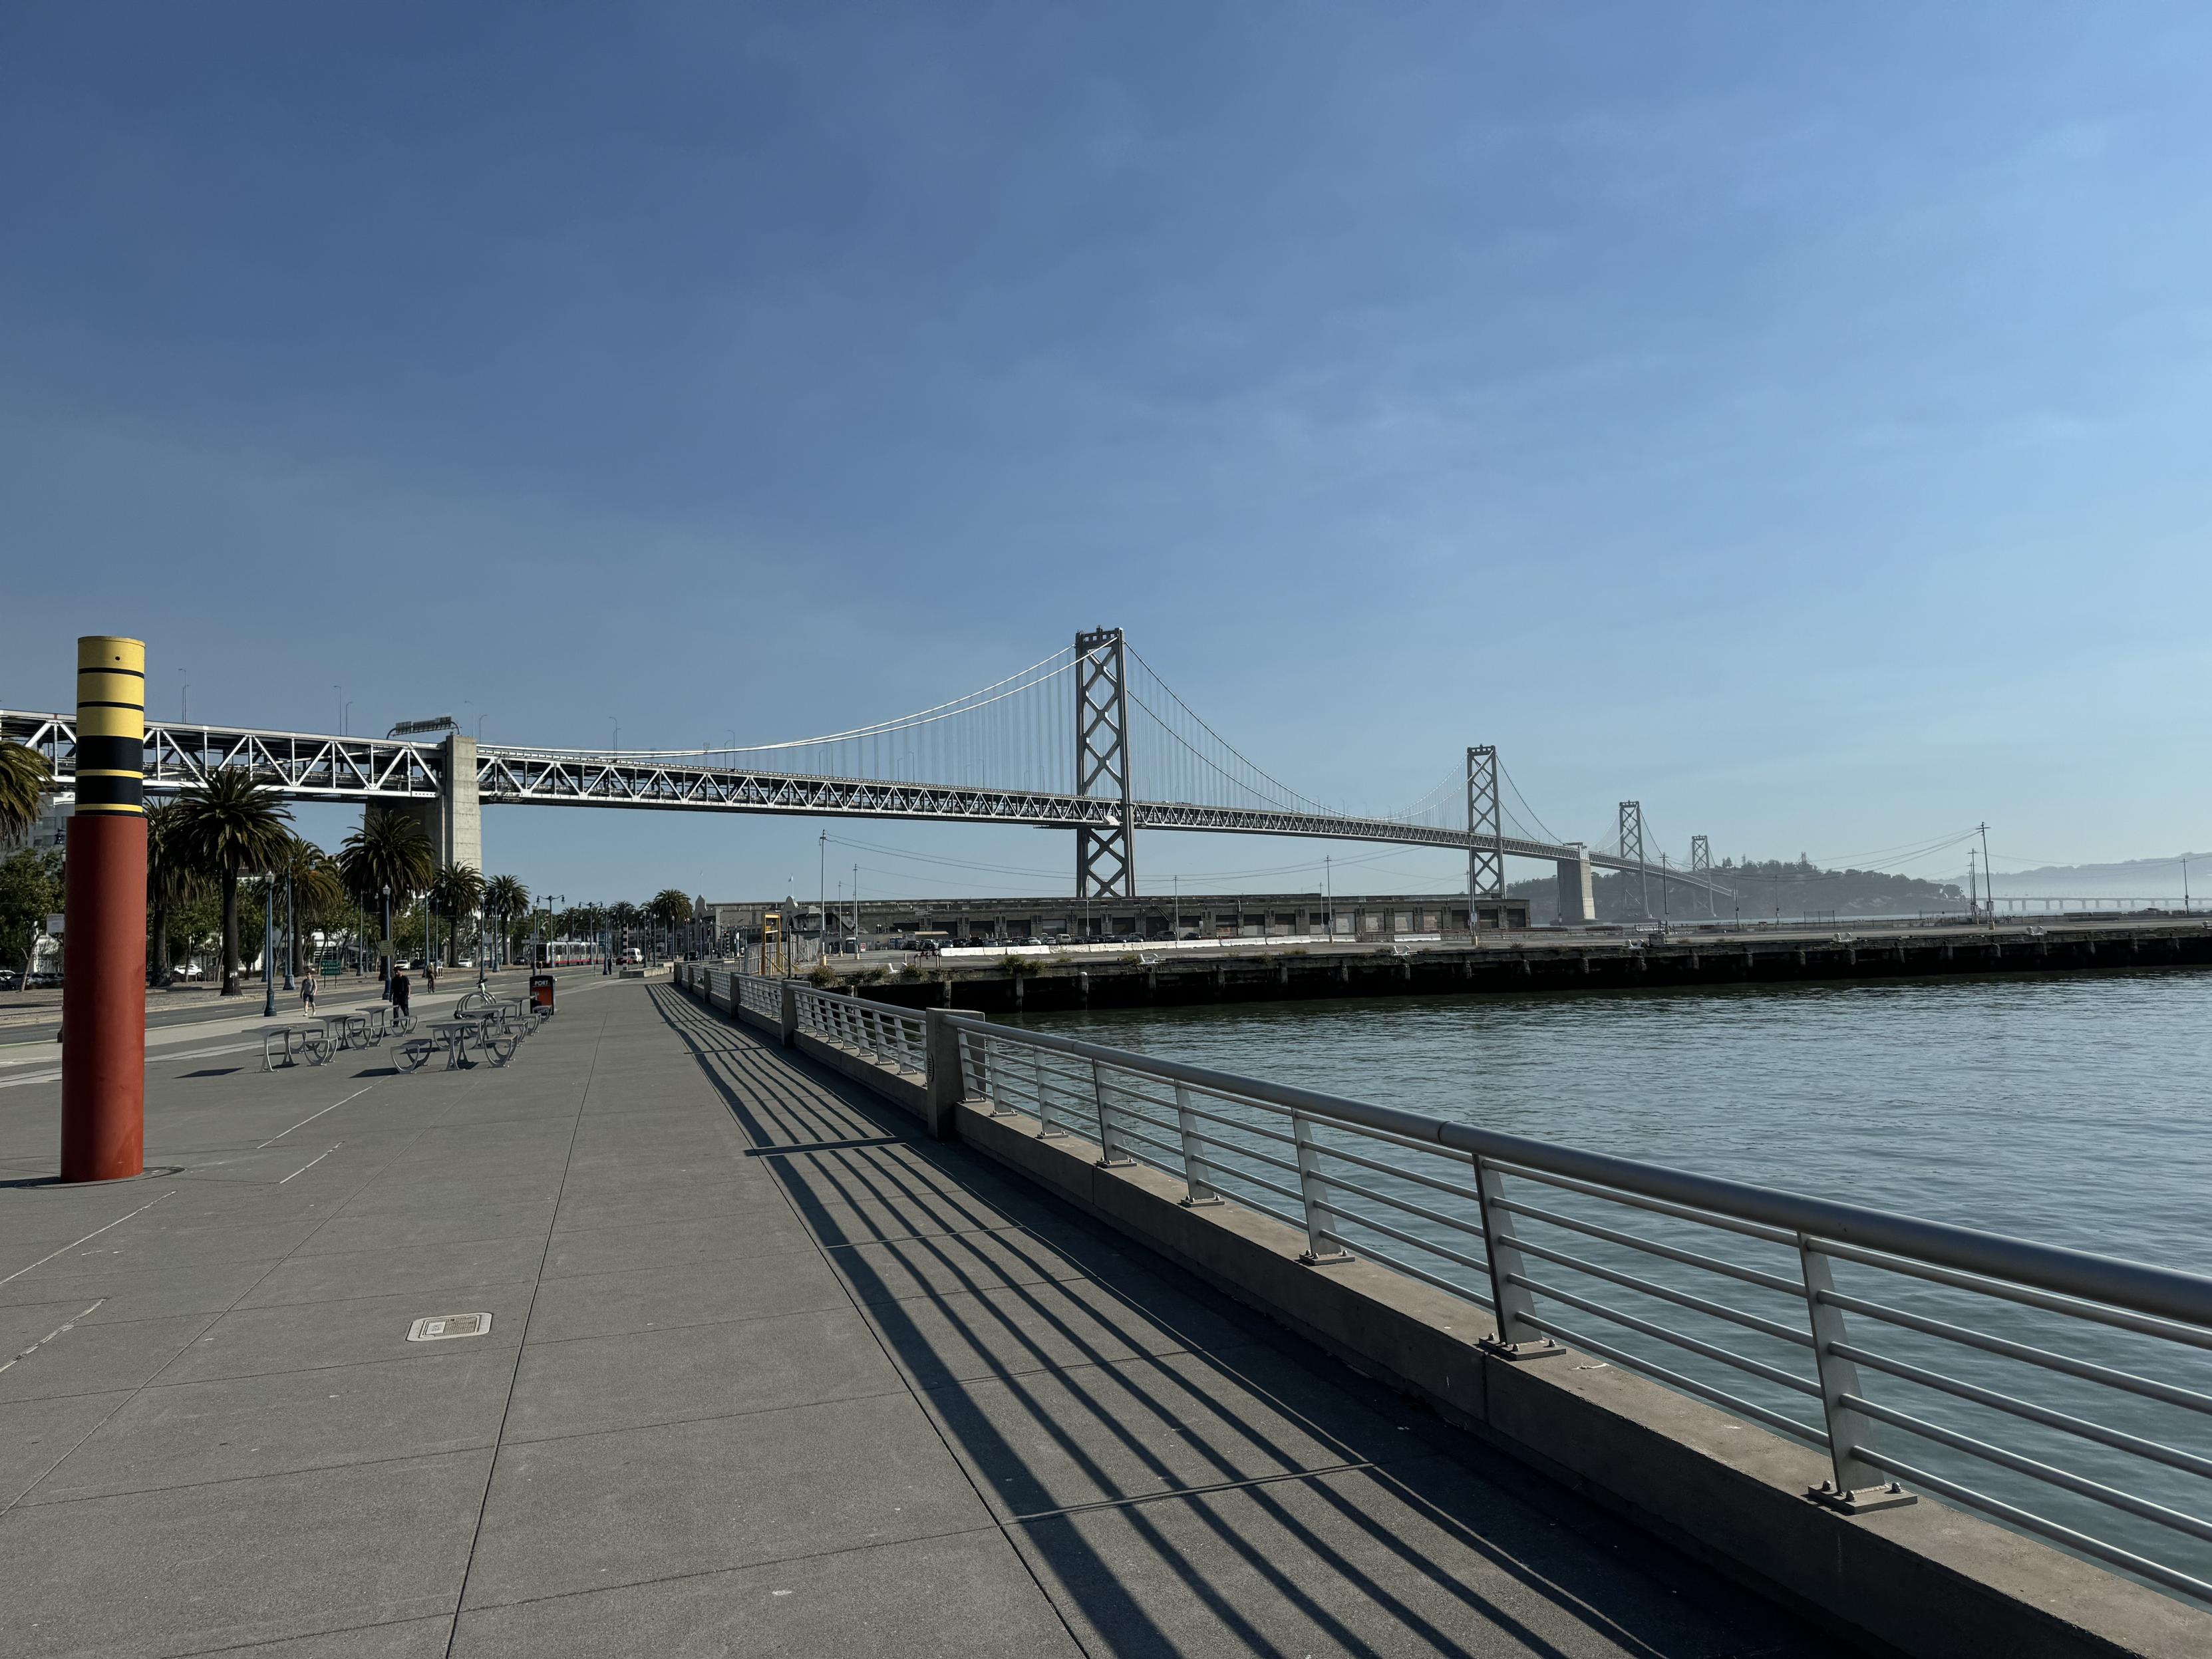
[{"xmin": 530, "ymin": 973, "xmax": 556, "ymax": 1013}]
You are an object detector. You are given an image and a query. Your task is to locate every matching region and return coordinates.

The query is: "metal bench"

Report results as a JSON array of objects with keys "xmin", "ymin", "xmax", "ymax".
[
  {"xmin": 259, "ymin": 1025, "xmax": 333, "ymax": 1070},
  {"xmin": 395, "ymin": 1037, "xmax": 437, "ymax": 1072}
]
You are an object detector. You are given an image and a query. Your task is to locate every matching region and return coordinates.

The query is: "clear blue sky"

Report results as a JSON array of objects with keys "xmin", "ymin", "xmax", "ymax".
[{"xmin": 6, "ymin": 5, "xmax": 2208, "ymax": 905}]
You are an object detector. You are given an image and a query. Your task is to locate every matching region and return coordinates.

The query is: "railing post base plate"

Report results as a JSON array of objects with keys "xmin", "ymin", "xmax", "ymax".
[
  {"xmin": 1804, "ymin": 1481, "xmax": 1915, "ymax": 1515},
  {"xmin": 1299, "ymin": 1248, "xmax": 1354, "ymax": 1267},
  {"xmin": 1479, "ymin": 1336, "xmax": 1565, "ymax": 1362}
]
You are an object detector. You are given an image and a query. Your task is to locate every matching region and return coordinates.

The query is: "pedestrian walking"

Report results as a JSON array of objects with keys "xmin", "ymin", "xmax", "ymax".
[
  {"xmin": 424, "ymin": 961, "xmax": 438, "ymax": 994},
  {"xmin": 391, "ymin": 968, "xmax": 411, "ymax": 1020},
  {"xmin": 300, "ymin": 967, "xmax": 317, "ymax": 1016}
]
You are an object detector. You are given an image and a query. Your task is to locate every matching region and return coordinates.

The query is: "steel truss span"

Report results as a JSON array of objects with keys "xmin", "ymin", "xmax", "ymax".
[{"xmin": 1, "ymin": 706, "xmax": 1729, "ymax": 898}]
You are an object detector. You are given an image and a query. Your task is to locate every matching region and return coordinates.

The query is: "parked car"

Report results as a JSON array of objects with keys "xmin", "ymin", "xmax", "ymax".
[{"xmin": 0, "ymin": 971, "xmax": 19, "ymax": 990}]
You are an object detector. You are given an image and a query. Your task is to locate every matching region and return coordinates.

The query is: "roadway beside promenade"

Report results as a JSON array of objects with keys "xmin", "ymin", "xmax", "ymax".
[{"xmin": 0, "ymin": 977, "xmax": 1839, "ymax": 1656}]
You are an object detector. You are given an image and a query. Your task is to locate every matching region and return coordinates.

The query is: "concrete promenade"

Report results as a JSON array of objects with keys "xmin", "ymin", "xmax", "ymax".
[{"xmin": 0, "ymin": 978, "xmax": 1836, "ymax": 1656}]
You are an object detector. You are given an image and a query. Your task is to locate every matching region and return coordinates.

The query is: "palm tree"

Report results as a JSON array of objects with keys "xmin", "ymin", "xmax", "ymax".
[
  {"xmin": 0, "ymin": 740, "xmax": 52, "ymax": 846},
  {"xmin": 172, "ymin": 772, "xmax": 293, "ymax": 996},
  {"xmin": 144, "ymin": 801, "xmax": 200, "ymax": 987},
  {"xmin": 338, "ymin": 810, "xmax": 435, "ymax": 967},
  {"xmin": 427, "ymin": 865, "xmax": 486, "ymax": 967},
  {"xmin": 271, "ymin": 835, "xmax": 346, "ymax": 977},
  {"xmin": 484, "ymin": 875, "xmax": 529, "ymax": 969},
  {"xmin": 648, "ymin": 889, "xmax": 694, "ymax": 961},
  {"xmin": 609, "ymin": 899, "xmax": 642, "ymax": 959}
]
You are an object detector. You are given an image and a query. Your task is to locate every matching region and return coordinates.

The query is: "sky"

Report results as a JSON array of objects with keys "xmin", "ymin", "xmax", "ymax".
[{"xmin": 5, "ymin": 5, "xmax": 2210, "ymax": 907}]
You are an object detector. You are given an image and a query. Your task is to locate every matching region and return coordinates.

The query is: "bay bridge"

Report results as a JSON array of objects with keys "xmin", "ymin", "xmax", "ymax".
[{"xmin": 3, "ymin": 627, "xmax": 1726, "ymax": 917}]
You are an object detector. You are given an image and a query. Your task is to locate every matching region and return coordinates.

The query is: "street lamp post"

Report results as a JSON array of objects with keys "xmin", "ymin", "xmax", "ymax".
[
  {"xmin": 282, "ymin": 870, "xmax": 295, "ymax": 991},
  {"xmin": 261, "ymin": 876, "xmax": 277, "ymax": 1018},
  {"xmin": 381, "ymin": 884, "xmax": 392, "ymax": 998}
]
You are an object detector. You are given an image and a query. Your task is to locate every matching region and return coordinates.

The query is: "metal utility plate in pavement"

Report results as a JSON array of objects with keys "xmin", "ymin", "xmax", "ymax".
[{"xmin": 407, "ymin": 1312, "xmax": 492, "ymax": 1342}]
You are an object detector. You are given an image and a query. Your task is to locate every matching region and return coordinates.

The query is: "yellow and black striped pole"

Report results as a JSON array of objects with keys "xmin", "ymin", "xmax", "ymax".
[{"xmin": 61, "ymin": 635, "xmax": 146, "ymax": 1181}]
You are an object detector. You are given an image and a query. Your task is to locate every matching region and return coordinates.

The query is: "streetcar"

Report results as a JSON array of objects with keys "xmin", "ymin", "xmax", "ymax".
[{"xmin": 530, "ymin": 939, "xmax": 599, "ymax": 968}]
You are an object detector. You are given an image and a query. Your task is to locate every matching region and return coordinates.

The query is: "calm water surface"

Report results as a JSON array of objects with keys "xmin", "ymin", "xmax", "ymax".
[
  {"xmin": 1034, "ymin": 971, "xmax": 2212, "ymax": 1271},
  {"xmin": 1027, "ymin": 971, "xmax": 2212, "ymax": 1592}
]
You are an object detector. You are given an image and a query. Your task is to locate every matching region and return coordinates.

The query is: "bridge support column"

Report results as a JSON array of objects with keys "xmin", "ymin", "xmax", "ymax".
[
  {"xmin": 61, "ymin": 635, "xmax": 146, "ymax": 1183},
  {"xmin": 1556, "ymin": 845, "xmax": 1596, "ymax": 925},
  {"xmin": 1466, "ymin": 746, "xmax": 1503, "ymax": 927},
  {"xmin": 1619, "ymin": 801, "xmax": 1649, "ymax": 919},
  {"xmin": 1074, "ymin": 628, "xmax": 1135, "ymax": 901},
  {"xmin": 382, "ymin": 732, "xmax": 480, "ymax": 872}
]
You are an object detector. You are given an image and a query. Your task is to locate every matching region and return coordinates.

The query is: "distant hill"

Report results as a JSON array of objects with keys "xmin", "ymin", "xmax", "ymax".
[{"xmin": 1509, "ymin": 857, "xmax": 1965, "ymax": 924}]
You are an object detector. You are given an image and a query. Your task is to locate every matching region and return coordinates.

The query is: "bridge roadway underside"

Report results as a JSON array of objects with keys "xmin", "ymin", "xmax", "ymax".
[{"xmin": 0, "ymin": 982, "xmax": 1839, "ymax": 1658}]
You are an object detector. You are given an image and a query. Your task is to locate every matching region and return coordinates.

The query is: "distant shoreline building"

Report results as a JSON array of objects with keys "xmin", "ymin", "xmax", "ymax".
[{"xmin": 706, "ymin": 889, "xmax": 1527, "ymax": 947}]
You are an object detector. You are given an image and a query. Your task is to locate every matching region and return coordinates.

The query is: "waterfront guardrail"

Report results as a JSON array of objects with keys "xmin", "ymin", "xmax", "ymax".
[
  {"xmin": 792, "ymin": 982, "xmax": 928, "ymax": 1074},
  {"xmin": 690, "ymin": 969, "xmax": 2212, "ymax": 1605}
]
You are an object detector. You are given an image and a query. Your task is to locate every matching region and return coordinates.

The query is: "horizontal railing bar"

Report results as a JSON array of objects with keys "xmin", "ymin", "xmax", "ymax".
[
  {"xmin": 1507, "ymin": 1235, "xmax": 1817, "ymax": 1349},
  {"xmin": 1843, "ymin": 1394, "xmax": 2212, "ymax": 1547},
  {"xmin": 1182, "ymin": 1133, "xmax": 1305, "ymax": 1183},
  {"xmin": 1496, "ymin": 1195, "xmax": 1808, "ymax": 1299},
  {"xmin": 1324, "ymin": 1203, "xmax": 1494, "ymax": 1281},
  {"xmin": 1299, "ymin": 1167, "xmax": 1489, "ymax": 1245},
  {"xmin": 1812, "ymin": 1239, "xmax": 2212, "ymax": 1356},
  {"xmin": 941, "ymin": 1016, "xmax": 2212, "ymax": 1328},
  {"xmin": 1343, "ymin": 1236, "xmax": 1494, "ymax": 1310},
  {"xmin": 1497, "ymin": 1160, "xmax": 1801, "ymax": 1247},
  {"xmin": 1818, "ymin": 1288, "xmax": 2212, "ymax": 1418},
  {"xmin": 1833, "ymin": 1341, "xmax": 2212, "ymax": 1485},
  {"xmin": 1146, "ymin": 1090, "xmax": 1304, "ymax": 1150},
  {"xmin": 1517, "ymin": 1312, "xmax": 1831, "ymax": 1448},
  {"xmin": 1510, "ymin": 1273, "xmax": 1822, "ymax": 1398},
  {"xmin": 1187, "ymin": 1154, "xmax": 1310, "ymax": 1211},
  {"xmin": 1104, "ymin": 1122, "xmax": 1184, "ymax": 1164},
  {"xmin": 1305, "ymin": 1138, "xmax": 1486, "ymax": 1206},
  {"xmin": 1852, "ymin": 1448, "xmax": 2212, "ymax": 1606}
]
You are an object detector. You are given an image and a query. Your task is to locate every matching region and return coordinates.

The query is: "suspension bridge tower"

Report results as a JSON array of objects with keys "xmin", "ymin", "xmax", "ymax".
[
  {"xmin": 1074, "ymin": 628, "xmax": 1136, "ymax": 901},
  {"xmin": 1466, "ymin": 746, "xmax": 1503, "ymax": 925}
]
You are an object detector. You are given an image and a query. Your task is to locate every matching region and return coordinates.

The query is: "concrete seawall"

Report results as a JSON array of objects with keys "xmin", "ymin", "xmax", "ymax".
[{"xmin": 821, "ymin": 919, "xmax": 2212, "ymax": 1015}]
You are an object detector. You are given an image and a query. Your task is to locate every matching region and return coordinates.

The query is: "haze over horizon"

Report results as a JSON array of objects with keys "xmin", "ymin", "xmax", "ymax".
[{"xmin": 6, "ymin": 6, "xmax": 2209, "ymax": 905}]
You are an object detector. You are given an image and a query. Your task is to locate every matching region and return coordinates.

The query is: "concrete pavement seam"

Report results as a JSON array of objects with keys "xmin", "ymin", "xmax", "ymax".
[{"xmin": 440, "ymin": 995, "xmax": 607, "ymax": 1659}]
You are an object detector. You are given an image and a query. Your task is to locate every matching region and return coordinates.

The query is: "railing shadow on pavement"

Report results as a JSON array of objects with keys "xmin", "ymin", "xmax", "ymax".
[{"xmin": 642, "ymin": 984, "xmax": 1810, "ymax": 1658}]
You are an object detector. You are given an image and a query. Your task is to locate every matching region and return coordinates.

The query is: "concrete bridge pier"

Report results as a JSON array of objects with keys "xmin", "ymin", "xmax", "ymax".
[
  {"xmin": 381, "ymin": 732, "xmax": 481, "ymax": 871},
  {"xmin": 1557, "ymin": 843, "xmax": 1595, "ymax": 924}
]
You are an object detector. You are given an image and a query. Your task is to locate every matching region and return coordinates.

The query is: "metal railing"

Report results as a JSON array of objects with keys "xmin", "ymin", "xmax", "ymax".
[
  {"xmin": 669, "ymin": 969, "xmax": 2212, "ymax": 1603},
  {"xmin": 945, "ymin": 1014, "xmax": 2212, "ymax": 1604},
  {"xmin": 792, "ymin": 983, "xmax": 929, "ymax": 1075},
  {"xmin": 737, "ymin": 973, "xmax": 781, "ymax": 1019}
]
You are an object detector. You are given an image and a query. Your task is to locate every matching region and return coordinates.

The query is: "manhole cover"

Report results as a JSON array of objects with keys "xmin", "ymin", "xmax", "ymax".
[{"xmin": 406, "ymin": 1312, "xmax": 492, "ymax": 1342}]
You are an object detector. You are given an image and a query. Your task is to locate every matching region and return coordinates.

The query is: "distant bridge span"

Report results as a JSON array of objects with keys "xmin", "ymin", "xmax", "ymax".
[{"xmin": 3, "ymin": 628, "xmax": 1729, "ymax": 911}]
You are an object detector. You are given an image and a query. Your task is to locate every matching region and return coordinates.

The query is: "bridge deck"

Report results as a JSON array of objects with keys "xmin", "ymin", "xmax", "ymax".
[{"xmin": 0, "ymin": 980, "xmax": 1834, "ymax": 1656}]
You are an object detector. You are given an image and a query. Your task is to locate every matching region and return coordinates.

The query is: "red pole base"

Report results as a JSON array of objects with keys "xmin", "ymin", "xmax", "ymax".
[{"xmin": 61, "ymin": 812, "xmax": 146, "ymax": 1181}]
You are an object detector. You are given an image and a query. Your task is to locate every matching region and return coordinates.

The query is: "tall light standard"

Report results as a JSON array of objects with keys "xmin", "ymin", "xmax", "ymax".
[
  {"xmin": 818, "ymin": 830, "xmax": 828, "ymax": 966},
  {"xmin": 261, "ymin": 875, "xmax": 277, "ymax": 1018},
  {"xmin": 381, "ymin": 883, "xmax": 392, "ymax": 998},
  {"xmin": 281, "ymin": 867, "xmax": 295, "ymax": 992}
]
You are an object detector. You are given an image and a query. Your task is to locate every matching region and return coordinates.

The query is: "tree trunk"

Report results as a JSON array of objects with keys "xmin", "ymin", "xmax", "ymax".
[{"xmin": 220, "ymin": 865, "xmax": 241, "ymax": 996}]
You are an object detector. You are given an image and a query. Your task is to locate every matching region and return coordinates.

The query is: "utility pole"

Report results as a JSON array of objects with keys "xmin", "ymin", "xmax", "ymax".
[
  {"xmin": 852, "ymin": 862, "xmax": 860, "ymax": 955},
  {"xmin": 1978, "ymin": 823, "xmax": 1994, "ymax": 925}
]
